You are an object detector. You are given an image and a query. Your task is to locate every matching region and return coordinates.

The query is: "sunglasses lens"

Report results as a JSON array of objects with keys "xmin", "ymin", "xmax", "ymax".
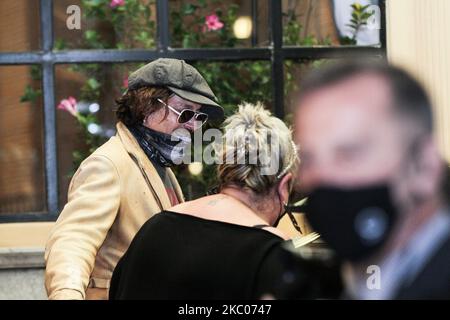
[
  {"xmin": 178, "ymin": 110, "xmax": 196, "ymax": 123},
  {"xmin": 195, "ymin": 113, "xmax": 208, "ymax": 124}
]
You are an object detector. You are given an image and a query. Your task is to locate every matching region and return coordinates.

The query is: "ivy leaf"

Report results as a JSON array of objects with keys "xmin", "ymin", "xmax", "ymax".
[
  {"xmin": 83, "ymin": 0, "xmax": 105, "ymax": 8},
  {"xmin": 87, "ymin": 78, "xmax": 101, "ymax": 90},
  {"xmin": 30, "ymin": 66, "xmax": 42, "ymax": 81},
  {"xmin": 134, "ymin": 31, "xmax": 149, "ymax": 43},
  {"xmin": 54, "ymin": 39, "xmax": 67, "ymax": 51},
  {"xmin": 84, "ymin": 30, "xmax": 101, "ymax": 47},
  {"xmin": 20, "ymin": 85, "xmax": 42, "ymax": 103},
  {"xmin": 182, "ymin": 34, "xmax": 195, "ymax": 48},
  {"xmin": 116, "ymin": 42, "xmax": 126, "ymax": 49},
  {"xmin": 182, "ymin": 4, "xmax": 197, "ymax": 15}
]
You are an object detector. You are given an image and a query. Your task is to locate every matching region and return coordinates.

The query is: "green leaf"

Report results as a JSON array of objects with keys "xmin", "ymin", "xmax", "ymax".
[
  {"xmin": 54, "ymin": 39, "xmax": 67, "ymax": 51},
  {"xmin": 84, "ymin": 30, "xmax": 100, "ymax": 43},
  {"xmin": 20, "ymin": 85, "xmax": 42, "ymax": 103},
  {"xmin": 83, "ymin": 0, "xmax": 105, "ymax": 8},
  {"xmin": 182, "ymin": 4, "xmax": 197, "ymax": 15},
  {"xmin": 87, "ymin": 77, "xmax": 101, "ymax": 90},
  {"xmin": 30, "ymin": 65, "xmax": 42, "ymax": 81}
]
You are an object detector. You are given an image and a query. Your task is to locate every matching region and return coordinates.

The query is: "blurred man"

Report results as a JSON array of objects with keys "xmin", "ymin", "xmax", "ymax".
[{"xmin": 295, "ymin": 61, "xmax": 450, "ymax": 299}]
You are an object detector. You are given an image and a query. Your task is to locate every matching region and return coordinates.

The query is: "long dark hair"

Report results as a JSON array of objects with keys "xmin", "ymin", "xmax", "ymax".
[{"xmin": 115, "ymin": 86, "xmax": 172, "ymax": 126}]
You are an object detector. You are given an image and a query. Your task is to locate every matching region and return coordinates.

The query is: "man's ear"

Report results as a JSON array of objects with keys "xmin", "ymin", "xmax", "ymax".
[
  {"xmin": 277, "ymin": 173, "xmax": 293, "ymax": 204},
  {"xmin": 411, "ymin": 137, "xmax": 444, "ymax": 199}
]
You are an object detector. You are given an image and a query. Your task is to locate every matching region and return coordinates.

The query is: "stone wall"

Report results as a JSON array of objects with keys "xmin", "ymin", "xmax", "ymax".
[{"xmin": 0, "ymin": 248, "xmax": 47, "ymax": 300}]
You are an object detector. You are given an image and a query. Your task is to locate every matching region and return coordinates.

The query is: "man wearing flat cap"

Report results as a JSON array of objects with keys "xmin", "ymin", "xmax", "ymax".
[{"xmin": 45, "ymin": 58, "xmax": 223, "ymax": 300}]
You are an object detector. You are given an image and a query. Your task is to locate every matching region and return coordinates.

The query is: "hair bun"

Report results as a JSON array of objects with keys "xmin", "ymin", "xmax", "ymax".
[{"xmin": 216, "ymin": 102, "xmax": 298, "ymax": 195}]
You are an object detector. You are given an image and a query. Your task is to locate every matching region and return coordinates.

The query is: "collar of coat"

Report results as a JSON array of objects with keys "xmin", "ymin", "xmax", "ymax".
[{"xmin": 115, "ymin": 121, "xmax": 185, "ymax": 210}]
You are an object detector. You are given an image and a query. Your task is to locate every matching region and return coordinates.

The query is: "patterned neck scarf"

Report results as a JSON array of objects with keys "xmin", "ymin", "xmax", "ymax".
[{"xmin": 127, "ymin": 124, "xmax": 190, "ymax": 167}]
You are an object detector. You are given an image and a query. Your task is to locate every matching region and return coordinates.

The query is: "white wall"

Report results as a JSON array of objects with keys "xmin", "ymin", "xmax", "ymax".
[{"xmin": 387, "ymin": 0, "xmax": 450, "ymax": 161}]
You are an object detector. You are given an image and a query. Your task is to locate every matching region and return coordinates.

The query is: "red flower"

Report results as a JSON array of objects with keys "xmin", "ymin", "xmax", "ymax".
[
  {"xmin": 110, "ymin": 0, "xmax": 125, "ymax": 8},
  {"xmin": 57, "ymin": 96, "xmax": 78, "ymax": 117},
  {"xmin": 205, "ymin": 14, "xmax": 224, "ymax": 32}
]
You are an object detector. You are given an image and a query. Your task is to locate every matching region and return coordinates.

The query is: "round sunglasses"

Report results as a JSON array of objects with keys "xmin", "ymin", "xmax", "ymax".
[{"xmin": 157, "ymin": 98, "xmax": 208, "ymax": 127}]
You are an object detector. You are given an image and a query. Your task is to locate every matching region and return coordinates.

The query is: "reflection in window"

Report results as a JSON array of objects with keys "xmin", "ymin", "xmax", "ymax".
[
  {"xmin": 283, "ymin": 0, "xmax": 380, "ymax": 46},
  {"xmin": 332, "ymin": 0, "xmax": 380, "ymax": 45},
  {"xmin": 284, "ymin": 59, "xmax": 332, "ymax": 124}
]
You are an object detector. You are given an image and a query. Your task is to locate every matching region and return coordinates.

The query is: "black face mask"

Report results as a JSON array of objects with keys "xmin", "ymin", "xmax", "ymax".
[{"xmin": 302, "ymin": 184, "xmax": 398, "ymax": 262}]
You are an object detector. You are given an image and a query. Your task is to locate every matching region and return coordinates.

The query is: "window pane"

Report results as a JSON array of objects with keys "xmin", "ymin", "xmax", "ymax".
[
  {"xmin": 0, "ymin": 66, "xmax": 45, "ymax": 214},
  {"xmin": 284, "ymin": 59, "xmax": 332, "ymax": 123},
  {"xmin": 282, "ymin": 0, "xmax": 381, "ymax": 46},
  {"xmin": 169, "ymin": 0, "xmax": 269, "ymax": 48},
  {"xmin": 54, "ymin": 0, "xmax": 157, "ymax": 50},
  {"xmin": 0, "ymin": 0, "xmax": 40, "ymax": 52}
]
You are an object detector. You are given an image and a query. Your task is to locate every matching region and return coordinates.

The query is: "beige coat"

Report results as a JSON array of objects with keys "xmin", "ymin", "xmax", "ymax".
[{"xmin": 45, "ymin": 122, "xmax": 184, "ymax": 300}]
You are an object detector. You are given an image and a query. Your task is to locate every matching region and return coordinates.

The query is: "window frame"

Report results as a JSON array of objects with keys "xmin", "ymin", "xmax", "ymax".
[{"xmin": 0, "ymin": 0, "xmax": 386, "ymax": 223}]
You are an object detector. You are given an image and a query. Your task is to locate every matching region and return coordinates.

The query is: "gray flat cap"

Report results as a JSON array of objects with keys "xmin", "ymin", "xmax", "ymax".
[{"xmin": 128, "ymin": 58, "xmax": 224, "ymax": 121}]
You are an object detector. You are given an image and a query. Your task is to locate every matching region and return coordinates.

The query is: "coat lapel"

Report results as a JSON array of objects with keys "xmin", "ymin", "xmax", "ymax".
[{"xmin": 167, "ymin": 168, "xmax": 185, "ymax": 203}]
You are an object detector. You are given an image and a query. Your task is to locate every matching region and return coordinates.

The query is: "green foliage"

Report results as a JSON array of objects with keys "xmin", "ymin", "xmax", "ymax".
[
  {"xmin": 20, "ymin": 85, "xmax": 42, "ymax": 103},
  {"xmin": 81, "ymin": 0, "xmax": 156, "ymax": 49},
  {"xmin": 68, "ymin": 108, "xmax": 107, "ymax": 172},
  {"xmin": 20, "ymin": 65, "xmax": 42, "ymax": 104},
  {"xmin": 54, "ymin": 39, "xmax": 67, "ymax": 51},
  {"xmin": 171, "ymin": 0, "xmax": 239, "ymax": 48},
  {"xmin": 283, "ymin": 8, "xmax": 332, "ymax": 46},
  {"xmin": 342, "ymin": 2, "xmax": 375, "ymax": 44},
  {"xmin": 30, "ymin": 65, "xmax": 42, "ymax": 81}
]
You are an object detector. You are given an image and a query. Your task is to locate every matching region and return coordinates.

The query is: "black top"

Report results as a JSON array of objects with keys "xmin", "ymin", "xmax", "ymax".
[{"xmin": 109, "ymin": 210, "xmax": 287, "ymax": 300}]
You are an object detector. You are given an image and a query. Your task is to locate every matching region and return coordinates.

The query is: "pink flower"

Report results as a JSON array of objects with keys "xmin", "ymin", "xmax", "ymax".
[
  {"xmin": 205, "ymin": 14, "xmax": 224, "ymax": 31},
  {"xmin": 57, "ymin": 96, "xmax": 78, "ymax": 117},
  {"xmin": 110, "ymin": 0, "xmax": 125, "ymax": 8},
  {"xmin": 122, "ymin": 76, "xmax": 128, "ymax": 89}
]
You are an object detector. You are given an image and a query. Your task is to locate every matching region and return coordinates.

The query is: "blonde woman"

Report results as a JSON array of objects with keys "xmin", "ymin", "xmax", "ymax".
[{"xmin": 109, "ymin": 103, "xmax": 298, "ymax": 299}]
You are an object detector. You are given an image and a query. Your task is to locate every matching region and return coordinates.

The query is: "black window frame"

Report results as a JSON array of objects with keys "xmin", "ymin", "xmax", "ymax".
[{"xmin": 0, "ymin": 0, "xmax": 386, "ymax": 223}]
